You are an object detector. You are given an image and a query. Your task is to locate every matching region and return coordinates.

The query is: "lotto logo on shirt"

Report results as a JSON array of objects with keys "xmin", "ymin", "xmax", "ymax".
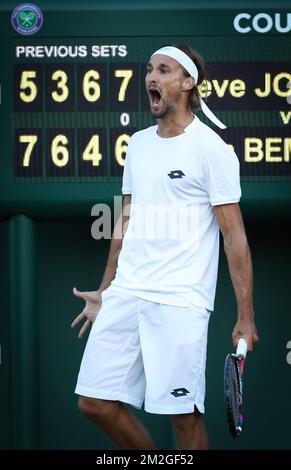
[{"xmin": 168, "ymin": 170, "xmax": 186, "ymax": 179}]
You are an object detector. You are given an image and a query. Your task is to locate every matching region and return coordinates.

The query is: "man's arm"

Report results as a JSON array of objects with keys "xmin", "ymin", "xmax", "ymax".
[
  {"xmin": 98, "ymin": 194, "xmax": 131, "ymax": 292},
  {"xmin": 71, "ymin": 195, "xmax": 131, "ymax": 337},
  {"xmin": 214, "ymin": 203, "xmax": 259, "ymax": 351}
]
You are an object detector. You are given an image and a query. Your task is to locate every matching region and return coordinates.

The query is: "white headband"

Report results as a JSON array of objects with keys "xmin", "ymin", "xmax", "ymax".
[{"xmin": 152, "ymin": 46, "xmax": 226, "ymax": 129}]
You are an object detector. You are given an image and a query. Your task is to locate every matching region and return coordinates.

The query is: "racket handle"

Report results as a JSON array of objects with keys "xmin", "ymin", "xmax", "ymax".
[{"xmin": 236, "ymin": 338, "xmax": 248, "ymax": 357}]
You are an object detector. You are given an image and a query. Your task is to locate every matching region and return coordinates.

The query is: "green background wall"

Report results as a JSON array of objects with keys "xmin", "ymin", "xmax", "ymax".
[{"xmin": 1, "ymin": 215, "xmax": 290, "ymax": 449}]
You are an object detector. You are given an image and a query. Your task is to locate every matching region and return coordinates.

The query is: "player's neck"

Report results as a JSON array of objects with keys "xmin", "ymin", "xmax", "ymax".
[{"xmin": 157, "ymin": 111, "xmax": 194, "ymax": 138}]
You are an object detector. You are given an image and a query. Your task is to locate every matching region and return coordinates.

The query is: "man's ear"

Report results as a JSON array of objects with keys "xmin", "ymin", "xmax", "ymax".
[{"xmin": 182, "ymin": 76, "xmax": 195, "ymax": 92}]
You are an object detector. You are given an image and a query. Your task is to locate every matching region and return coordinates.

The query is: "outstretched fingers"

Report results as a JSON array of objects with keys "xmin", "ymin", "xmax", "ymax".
[
  {"xmin": 73, "ymin": 287, "xmax": 86, "ymax": 299},
  {"xmin": 71, "ymin": 311, "xmax": 85, "ymax": 329},
  {"xmin": 78, "ymin": 320, "xmax": 90, "ymax": 339}
]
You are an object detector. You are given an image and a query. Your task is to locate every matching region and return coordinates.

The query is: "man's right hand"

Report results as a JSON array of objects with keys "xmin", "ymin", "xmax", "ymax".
[{"xmin": 71, "ymin": 287, "xmax": 102, "ymax": 338}]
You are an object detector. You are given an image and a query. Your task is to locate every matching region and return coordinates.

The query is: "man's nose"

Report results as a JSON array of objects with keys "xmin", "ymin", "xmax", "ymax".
[{"xmin": 147, "ymin": 69, "xmax": 158, "ymax": 83}]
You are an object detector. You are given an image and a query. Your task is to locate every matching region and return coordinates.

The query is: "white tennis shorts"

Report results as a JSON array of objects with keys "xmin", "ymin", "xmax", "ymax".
[{"xmin": 75, "ymin": 288, "xmax": 211, "ymax": 414}]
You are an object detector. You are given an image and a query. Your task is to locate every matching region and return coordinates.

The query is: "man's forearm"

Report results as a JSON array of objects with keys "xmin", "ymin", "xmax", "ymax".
[
  {"xmin": 224, "ymin": 232, "xmax": 254, "ymax": 320},
  {"xmin": 215, "ymin": 203, "xmax": 258, "ymax": 348},
  {"xmin": 98, "ymin": 237, "xmax": 123, "ymax": 292}
]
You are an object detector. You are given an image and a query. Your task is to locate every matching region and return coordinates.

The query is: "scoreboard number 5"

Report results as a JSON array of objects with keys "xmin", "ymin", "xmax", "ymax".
[{"xmin": 20, "ymin": 71, "xmax": 37, "ymax": 103}]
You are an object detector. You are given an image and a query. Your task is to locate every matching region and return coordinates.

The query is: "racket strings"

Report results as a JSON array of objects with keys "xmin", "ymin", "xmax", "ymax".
[{"xmin": 224, "ymin": 354, "xmax": 244, "ymax": 437}]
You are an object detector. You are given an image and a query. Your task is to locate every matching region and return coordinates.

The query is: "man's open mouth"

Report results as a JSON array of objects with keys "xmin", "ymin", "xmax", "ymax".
[{"xmin": 148, "ymin": 88, "xmax": 162, "ymax": 107}]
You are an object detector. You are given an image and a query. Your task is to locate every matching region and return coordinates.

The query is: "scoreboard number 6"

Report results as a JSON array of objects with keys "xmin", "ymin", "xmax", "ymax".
[
  {"xmin": 51, "ymin": 135, "xmax": 69, "ymax": 167},
  {"xmin": 18, "ymin": 132, "xmax": 112, "ymax": 168},
  {"xmin": 18, "ymin": 67, "xmax": 134, "ymax": 104},
  {"xmin": 83, "ymin": 70, "xmax": 101, "ymax": 102},
  {"xmin": 115, "ymin": 134, "xmax": 130, "ymax": 165}
]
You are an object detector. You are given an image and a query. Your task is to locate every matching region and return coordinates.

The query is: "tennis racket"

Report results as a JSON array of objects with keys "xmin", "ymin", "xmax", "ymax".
[{"xmin": 224, "ymin": 337, "xmax": 248, "ymax": 438}]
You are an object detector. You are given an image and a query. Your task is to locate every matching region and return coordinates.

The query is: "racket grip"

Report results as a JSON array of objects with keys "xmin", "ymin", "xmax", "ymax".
[{"xmin": 236, "ymin": 338, "xmax": 248, "ymax": 357}]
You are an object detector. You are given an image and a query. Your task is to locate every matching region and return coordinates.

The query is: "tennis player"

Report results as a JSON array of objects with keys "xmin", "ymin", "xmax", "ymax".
[{"xmin": 71, "ymin": 44, "xmax": 259, "ymax": 450}]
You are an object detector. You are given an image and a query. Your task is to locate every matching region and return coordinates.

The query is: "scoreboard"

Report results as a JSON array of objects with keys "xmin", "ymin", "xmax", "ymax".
[
  {"xmin": 12, "ymin": 40, "xmax": 291, "ymax": 180},
  {"xmin": 13, "ymin": 41, "xmax": 291, "ymax": 180},
  {"xmin": 0, "ymin": 1, "xmax": 291, "ymax": 216}
]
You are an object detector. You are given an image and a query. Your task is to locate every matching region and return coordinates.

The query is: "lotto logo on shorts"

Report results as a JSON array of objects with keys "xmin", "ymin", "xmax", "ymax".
[
  {"xmin": 168, "ymin": 170, "xmax": 185, "ymax": 179},
  {"xmin": 171, "ymin": 387, "xmax": 190, "ymax": 397}
]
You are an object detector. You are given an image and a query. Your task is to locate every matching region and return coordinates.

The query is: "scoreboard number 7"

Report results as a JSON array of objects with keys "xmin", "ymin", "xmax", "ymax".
[
  {"xmin": 19, "ymin": 135, "xmax": 38, "ymax": 166},
  {"xmin": 114, "ymin": 70, "xmax": 133, "ymax": 101}
]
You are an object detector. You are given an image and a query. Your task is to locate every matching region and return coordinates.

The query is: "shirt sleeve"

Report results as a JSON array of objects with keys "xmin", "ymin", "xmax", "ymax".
[
  {"xmin": 121, "ymin": 136, "xmax": 133, "ymax": 195},
  {"xmin": 203, "ymin": 140, "xmax": 241, "ymax": 206}
]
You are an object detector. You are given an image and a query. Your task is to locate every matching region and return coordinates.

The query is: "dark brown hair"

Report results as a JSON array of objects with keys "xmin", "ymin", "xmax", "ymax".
[{"xmin": 174, "ymin": 44, "xmax": 206, "ymax": 113}]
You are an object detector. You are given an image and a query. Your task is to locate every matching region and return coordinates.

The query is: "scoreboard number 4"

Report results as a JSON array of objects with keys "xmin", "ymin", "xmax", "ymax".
[{"xmin": 18, "ymin": 133, "xmax": 130, "ymax": 168}]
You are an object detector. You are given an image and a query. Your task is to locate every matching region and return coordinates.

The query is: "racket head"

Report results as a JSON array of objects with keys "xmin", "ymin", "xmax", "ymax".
[{"xmin": 224, "ymin": 353, "xmax": 244, "ymax": 438}]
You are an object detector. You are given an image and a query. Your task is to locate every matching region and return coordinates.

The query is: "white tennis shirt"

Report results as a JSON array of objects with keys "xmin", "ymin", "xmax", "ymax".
[{"xmin": 110, "ymin": 116, "xmax": 241, "ymax": 310}]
